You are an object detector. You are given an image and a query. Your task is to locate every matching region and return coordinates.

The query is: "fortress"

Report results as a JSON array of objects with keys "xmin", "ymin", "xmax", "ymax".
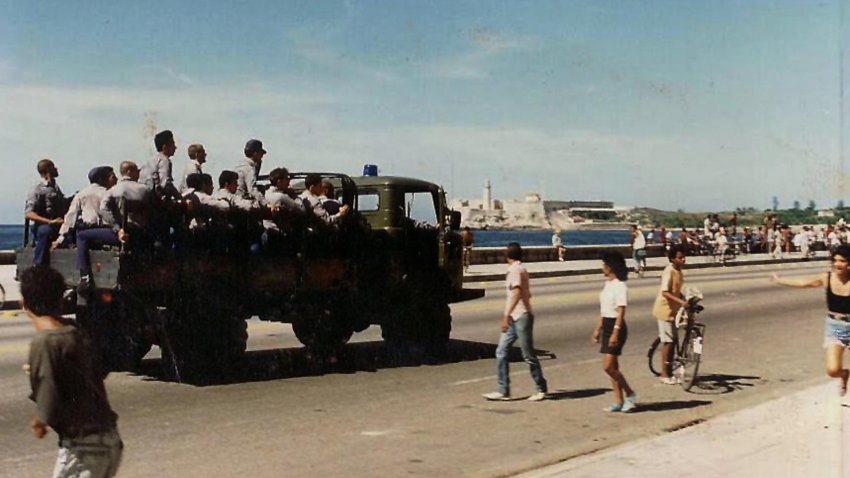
[{"xmin": 450, "ymin": 181, "xmax": 628, "ymax": 230}]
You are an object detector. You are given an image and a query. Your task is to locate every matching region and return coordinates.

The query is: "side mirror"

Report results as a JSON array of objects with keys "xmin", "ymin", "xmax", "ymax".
[{"xmin": 449, "ymin": 210, "xmax": 461, "ymax": 230}]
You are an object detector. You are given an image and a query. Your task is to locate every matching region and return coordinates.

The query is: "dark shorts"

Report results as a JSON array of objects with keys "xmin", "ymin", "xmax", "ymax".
[{"xmin": 599, "ymin": 317, "xmax": 628, "ymax": 356}]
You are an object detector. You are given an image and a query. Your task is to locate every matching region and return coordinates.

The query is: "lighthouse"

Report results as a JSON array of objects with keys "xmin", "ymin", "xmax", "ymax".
[{"xmin": 483, "ymin": 180, "xmax": 492, "ymax": 210}]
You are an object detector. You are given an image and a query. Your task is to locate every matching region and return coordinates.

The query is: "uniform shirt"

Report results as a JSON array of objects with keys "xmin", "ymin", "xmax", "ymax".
[
  {"xmin": 57, "ymin": 183, "xmax": 108, "ymax": 239},
  {"xmin": 28, "ymin": 323, "xmax": 117, "ymax": 439},
  {"xmin": 234, "ymin": 158, "xmax": 264, "ymax": 203},
  {"xmin": 184, "ymin": 190, "xmax": 229, "ymax": 230},
  {"xmin": 99, "ymin": 177, "xmax": 151, "ymax": 231},
  {"xmin": 178, "ymin": 160, "xmax": 203, "ymax": 192},
  {"xmin": 504, "ymin": 261, "xmax": 532, "ymax": 321},
  {"xmin": 139, "ymin": 152, "xmax": 174, "ymax": 193},
  {"xmin": 214, "ymin": 188, "xmax": 258, "ymax": 212},
  {"xmin": 300, "ymin": 190, "xmax": 342, "ymax": 224},
  {"xmin": 25, "ymin": 179, "xmax": 66, "ymax": 219},
  {"xmin": 263, "ymin": 186, "xmax": 303, "ymax": 230},
  {"xmin": 599, "ymin": 278, "xmax": 628, "ymax": 318}
]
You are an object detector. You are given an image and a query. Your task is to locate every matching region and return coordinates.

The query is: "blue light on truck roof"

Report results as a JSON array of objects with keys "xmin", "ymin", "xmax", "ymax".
[{"xmin": 362, "ymin": 164, "xmax": 378, "ymax": 176}]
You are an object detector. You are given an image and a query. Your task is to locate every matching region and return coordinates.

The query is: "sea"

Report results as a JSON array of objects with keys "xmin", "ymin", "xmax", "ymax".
[{"xmin": 0, "ymin": 225, "xmax": 631, "ymax": 250}]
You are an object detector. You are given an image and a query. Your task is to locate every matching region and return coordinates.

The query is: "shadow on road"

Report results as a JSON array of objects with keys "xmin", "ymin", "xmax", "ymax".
[
  {"xmin": 546, "ymin": 388, "xmax": 609, "ymax": 401},
  {"xmin": 689, "ymin": 373, "xmax": 762, "ymax": 395},
  {"xmin": 134, "ymin": 340, "xmax": 556, "ymax": 386},
  {"xmin": 633, "ymin": 400, "xmax": 712, "ymax": 413}
]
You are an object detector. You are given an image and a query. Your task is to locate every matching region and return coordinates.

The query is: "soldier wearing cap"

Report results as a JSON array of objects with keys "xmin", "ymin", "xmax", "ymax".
[
  {"xmin": 54, "ymin": 166, "xmax": 117, "ymax": 248},
  {"xmin": 139, "ymin": 130, "xmax": 179, "ymax": 199},
  {"xmin": 179, "ymin": 143, "xmax": 207, "ymax": 192},
  {"xmin": 24, "ymin": 159, "xmax": 68, "ymax": 266},
  {"xmin": 235, "ymin": 139, "xmax": 266, "ymax": 204}
]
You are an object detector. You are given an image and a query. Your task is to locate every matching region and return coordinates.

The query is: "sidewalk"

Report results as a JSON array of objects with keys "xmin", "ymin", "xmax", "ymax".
[
  {"xmin": 464, "ymin": 251, "xmax": 829, "ymax": 283},
  {"xmin": 518, "ymin": 381, "xmax": 848, "ymax": 478}
]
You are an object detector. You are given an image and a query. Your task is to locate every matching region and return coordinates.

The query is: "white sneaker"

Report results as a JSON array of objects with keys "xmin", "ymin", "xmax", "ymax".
[
  {"xmin": 527, "ymin": 392, "xmax": 547, "ymax": 402},
  {"xmin": 482, "ymin": 392, "xmax": 510, "ymax": 401},
  {"xmin": 660, "ymin": 377, "xmax": 679, "ymax": 385}
]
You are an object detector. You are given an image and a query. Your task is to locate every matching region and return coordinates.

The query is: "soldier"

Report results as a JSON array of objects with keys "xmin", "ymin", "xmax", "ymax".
[
  {"xmin": 263, "ymin": 168, "xmax": 303, "ymax": 238},
  {"xmin": 20, "ymin": 266, "xmax": 123, "ymax": 477},
  {"xmin": 139, "ymin": 130, "xmax": 179, "ymax": 199},
  {"xmin": 184, "ymin": 173, "xmax": 229, "ymax": 231},
  {"xmin": 235, "ymin": 139, "xmax": 266, "ymax": 203},
  {"xmin": 320, "ymin": 180, "xmax": 341, "ymax": 216},
  {"xmin": 54, "ymin": 166, "xmax": 117, "ymax": 248},
  {"xmin": 299, "ymin": 173, "xmax": 349, "ymax": 224},
  {"xmin": 214, "ymin": 170, "xmax": 259, "ymax": 212},
  {"xmin": 24, "ymin": 159, "xmax": 67, "ymax": 266},
  {"xmin": 100, "ymin": 161, "xmax": 153, "ymax": 246},
  {"xmin": 179, "ymin": 143, "xmax": 207, "ymax": 192}
]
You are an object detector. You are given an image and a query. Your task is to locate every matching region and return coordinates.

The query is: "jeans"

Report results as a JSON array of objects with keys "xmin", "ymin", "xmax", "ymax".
[
  {"xmin": 495, "ymin": 313, "xmax": 547, "ymax": 396},
  {"xmin": 33, "ymin": 224, "xmax": 59, "ymax": 266},
  {"xmin": 54, "ymin": 428, "xmax": 122, "ymax": 478},
  {"xmin": 76, "ymin": 228, "xmax": 119, "ymax": 272}
]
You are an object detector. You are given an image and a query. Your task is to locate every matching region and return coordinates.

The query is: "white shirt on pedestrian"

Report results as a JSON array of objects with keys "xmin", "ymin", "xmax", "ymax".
[
  {"xmin": 505, "ymin": 261, "xmax": 531, "ymax": 321},
  {"xmin": 599, "ymin": 278, "xmax": 628, "ymax": 318}
]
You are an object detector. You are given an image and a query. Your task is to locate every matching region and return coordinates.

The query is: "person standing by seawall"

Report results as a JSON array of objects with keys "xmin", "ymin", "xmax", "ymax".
[
  {"xmin": 652, "ymin": 244, "xmax": 689, "ymax": 384},
  {"xmin": 20, "ymin": 267, "xmax": 123, "ymax": 477},
  {"xmin": 462, "ymin": 227, "xmax": 475, "ymax": 271},
  {"xmin": 24, "ymin": 159, "xmax": 67, "ymax": 266},
  {"xmin": 771, "ymin": 244, "xmax": 850, "ymax": 395},
  {"xmin": 551, "ymin": 228, "xmax": 565, "ymax": 262},
  {"xmin": 483, "ymin": 242, "xmax": 548, "ymax": 401},
  {"xmin": 631, "ymin": 224, "xmax": 647, "ymax": 277},
  {"xmin": 592, "ymin": 252, "xmax": 638, "ymax": 412}
]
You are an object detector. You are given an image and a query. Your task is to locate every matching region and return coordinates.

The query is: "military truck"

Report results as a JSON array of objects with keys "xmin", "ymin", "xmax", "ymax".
[{"xmin": 16, "ymin": 171, "xmax": 484, "ymax": 377}]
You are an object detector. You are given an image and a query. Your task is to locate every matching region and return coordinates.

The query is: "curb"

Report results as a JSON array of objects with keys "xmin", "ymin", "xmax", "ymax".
[{"xmin": 462, "ymin": 255, "xmax": 828, "ymax": 283}]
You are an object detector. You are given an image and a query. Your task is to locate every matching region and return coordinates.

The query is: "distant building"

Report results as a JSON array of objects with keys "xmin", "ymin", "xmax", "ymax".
[
  {"xmin": 818, "ymin": 209, "xmax": 836, "ymax": 218},
  {"xmin": 450, "ymin": 180, "xmax": 620, "ymax": 229}
]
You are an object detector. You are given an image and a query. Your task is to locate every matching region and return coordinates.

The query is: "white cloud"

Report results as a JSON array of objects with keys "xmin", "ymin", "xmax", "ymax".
[
  {"xmin": 287, "ymin": 29, "xmax": 397, "ymax": 83},
  {"xmin": 421, "ymin": 29, "xmax": 538, "ymax": 80}
]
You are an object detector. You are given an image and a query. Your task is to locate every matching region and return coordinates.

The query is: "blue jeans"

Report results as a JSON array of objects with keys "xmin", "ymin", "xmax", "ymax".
[
  {"xmin": 33, "ymin": 224, "xmax": 59, "ymax": 266},
  {"xmin": 495, "ymin": 313, "xmax": 547, "ymax": 396},
  {"xmin": 76, "ymin": 228, "xmax": 119, "ymax": 272}
]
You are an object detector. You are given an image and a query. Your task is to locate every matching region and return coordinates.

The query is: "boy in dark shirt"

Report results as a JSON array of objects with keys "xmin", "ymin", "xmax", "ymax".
[{"xmin": 21, "ymin": 266, "xmax": 122, "ymax": 477}]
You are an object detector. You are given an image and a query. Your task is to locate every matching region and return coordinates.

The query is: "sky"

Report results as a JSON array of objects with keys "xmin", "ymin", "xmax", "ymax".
[{"xmin": 1, "ymin": 0, "xmax": 848, "ymax": 223}]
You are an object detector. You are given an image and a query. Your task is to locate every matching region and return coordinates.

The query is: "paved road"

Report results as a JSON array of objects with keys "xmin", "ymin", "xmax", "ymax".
[{"xmin": 0, "ymin": 261, "xmax": 831, "ymax": 477}]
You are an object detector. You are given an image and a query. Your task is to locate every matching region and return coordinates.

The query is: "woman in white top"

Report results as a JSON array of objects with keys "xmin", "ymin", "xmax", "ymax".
[{"xmin": 592, "ymin": 252, "xmax": 638, "ymax": 412}]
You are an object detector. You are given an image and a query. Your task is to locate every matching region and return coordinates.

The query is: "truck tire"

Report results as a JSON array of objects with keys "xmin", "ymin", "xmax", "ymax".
[
  {"xmin": 78, "ymin": 293, "xmax": 152, "ymax": 372},
  {"xmin": 292, "ymin": 306, "xmax": 354, "ymax": 355}
]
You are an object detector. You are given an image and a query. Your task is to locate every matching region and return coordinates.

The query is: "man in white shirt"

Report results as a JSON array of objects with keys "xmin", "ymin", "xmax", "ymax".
[
  {"xmin": 483, "ymin": 242, "xmax": 548, "ymax": 402},
  {"xmin": 139, "ymin": 130, "xmax": 179, "ymax": 199},
  {"xmin": 631, "ymin": 225, "xmax": 647, "ymax": 276},
  {"xmin": 263, "ymin": 167, "xmax": 304, "ymax": 232},
  {"xmin": 299, "ymin": 174, "xmax": 349, "ymax": 224},
  {"xmin": 179, "ymin": 143, "xmax": 206, "ymax": 192},
  {"xmin": 235, "ymin": 139, "xmax": 266, "ymax": 204}
]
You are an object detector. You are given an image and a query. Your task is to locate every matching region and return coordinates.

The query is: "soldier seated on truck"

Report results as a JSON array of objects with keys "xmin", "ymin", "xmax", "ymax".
[
  {"xmin": 300, "ymin": 173, "xmax": 349, "ymax": 225},
  {"xmin": 25, "ymin": 158, "xmax": 68, "ymax": 266},
  {"xmin": 99, "ymin": 161, "xmax": 153, "ymax": 249},
  {"xmin": 262, "ymin": 167, "xmax": 305, "ymax": 249},
  {"xmin": 184, "ymin": 173, "xmax": 229, "ymax": 232}
]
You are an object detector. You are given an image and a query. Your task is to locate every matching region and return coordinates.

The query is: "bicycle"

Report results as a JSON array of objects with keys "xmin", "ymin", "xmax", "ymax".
[{"xmin": 647, "ymin": 288, "xmax": 706, "ymax": 391}]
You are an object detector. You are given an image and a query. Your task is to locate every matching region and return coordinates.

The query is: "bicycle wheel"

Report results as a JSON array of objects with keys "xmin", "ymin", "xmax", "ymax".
[
  {"xmin": 679, "ymin": 328, "xmax": 703, "ymax": 391},
  {"xmin": 647, "ymin": 336, "xmax": 662, "ymax": 376},
  {"xmin": 0, "ymin": 283, "xmax": 5, "ymax": 311}
]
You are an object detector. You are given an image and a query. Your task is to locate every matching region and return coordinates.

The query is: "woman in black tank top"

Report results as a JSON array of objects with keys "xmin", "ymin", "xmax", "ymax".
[{"xmin": 772, "ymin": 244, "xmax": 850, "ymax": 396}]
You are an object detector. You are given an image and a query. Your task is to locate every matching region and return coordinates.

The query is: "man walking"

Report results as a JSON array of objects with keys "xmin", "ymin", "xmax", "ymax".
[
  {"xmin": 20, "ymin": 266, "xmax": 123, "ymax": 477},
  {"xmin": 483, "ymin": 242, "xmax": 548, "ymax": 401}
]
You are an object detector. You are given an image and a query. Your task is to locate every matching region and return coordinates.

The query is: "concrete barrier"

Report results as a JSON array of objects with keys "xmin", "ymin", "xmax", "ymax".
[{"xmin": 469, "ymin": 244, "xmax": 667, "ymax": 264}]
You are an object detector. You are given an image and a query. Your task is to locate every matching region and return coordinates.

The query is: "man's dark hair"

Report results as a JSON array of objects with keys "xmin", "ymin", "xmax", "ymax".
[
  {"xmin": 218, "ymin": 170, "xmax": 238, "ymax": 188},
  {"xmin": 20, "ymin": 267, "xmax": 65, "ymax": 316},
  {"xmin": 185, "ymin": 173, "xmax": 204, "ymax": 191},
  {"xmin": 36, "ymin": 159, "xmax": 54, "ymax": 175},
  {"xmin": 200, "ymin": 173, "xmax": 214, "ymax": 189},
  {"xmin": 322, "ymin": 180, "xmax": 335, "ymax": 197},
  {"xmin": 269, "ymin": 167, "xmax": 290, "ymax": 185},
  {"xmin": 668, "ymin": 243, "xmax": 687, "ymax": 261},
  {"xmin": 304, "ymin": 173, "xmax": 322, "ymax": 189},
  {"xmin": 154, "ymin": 130, "xmax": 174, "ymax": 152},
  {"xmin": 506, "ymin": 242, "xmax": 523, "ymax": 261},
  {"xmin": 601, "ymin": 252, "xmax": 628, "ymax": 282},
  {"xmin": 88, "ymin": 166, "xmax": 114, "ymax": 186}
]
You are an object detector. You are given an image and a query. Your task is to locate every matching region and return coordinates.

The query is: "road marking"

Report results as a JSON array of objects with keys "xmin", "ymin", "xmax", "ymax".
[{"xmin": 360, "ymin": 430, "xmax": 394, "ymax": 437}]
